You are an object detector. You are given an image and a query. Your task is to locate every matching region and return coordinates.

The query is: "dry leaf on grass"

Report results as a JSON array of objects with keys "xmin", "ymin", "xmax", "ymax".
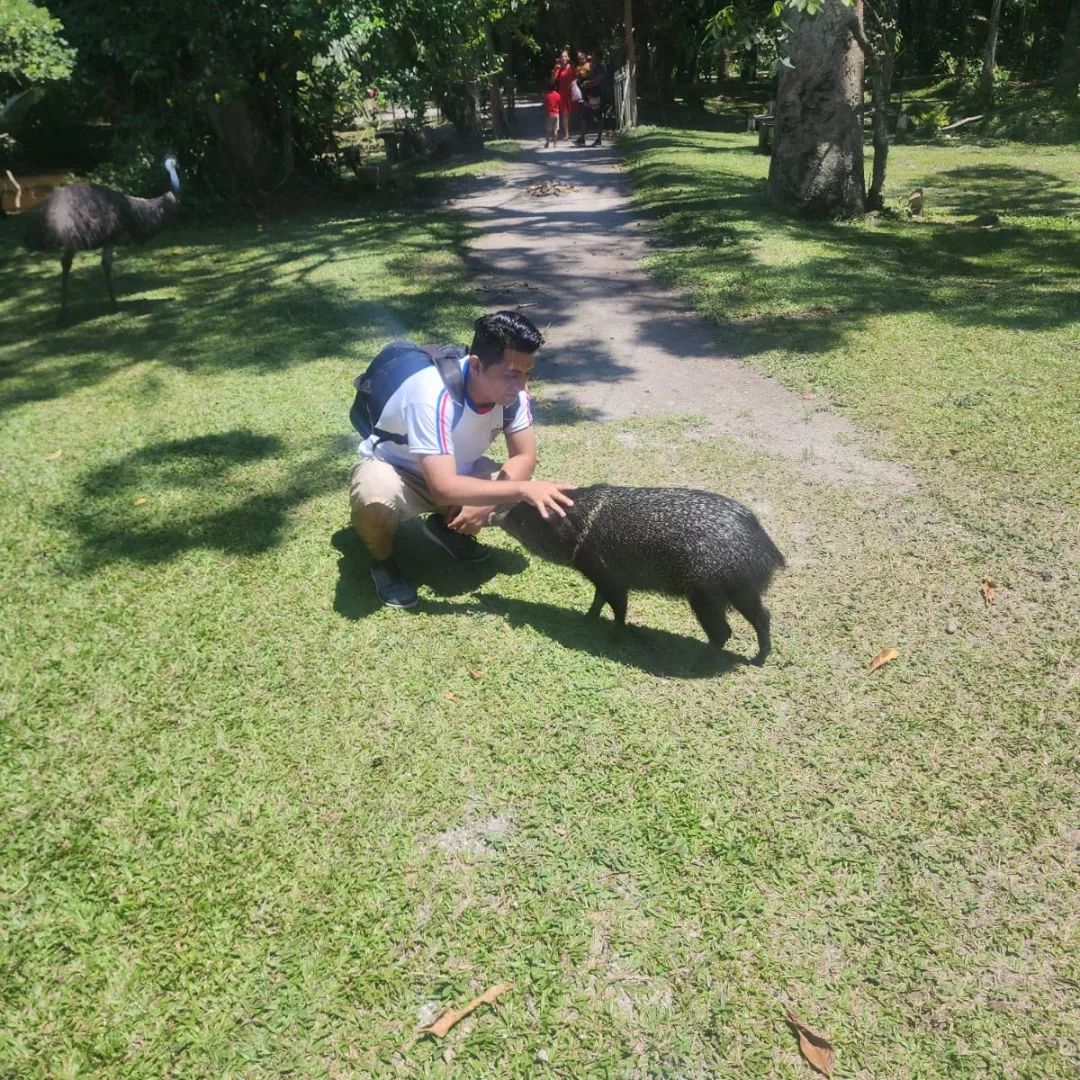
[
  {"xmin": 868, "ymin": 646, "xmax": 900, "ymax": 673},
  {"xmin": 784, "ymin": 1007, "xmax": 836, "ymax": 1077},
  {"xmin": 132, "ymin": 497, "xmax": 148, "ymax": 506},
  {"xmin": 980, "ymin": 577, "xmax": 997, "ymax": 607},
  {"xmin": 468, "ymin": 669, "xmax": 483, "ymax": 681},
  {"xmin": 417, "ymin": 982, "xmax": 512, "ymax": 1037},
  {"xmin": 44, "ymin": 449, "xmax": 64, "ymax": 461},
  {"xmin": 443, "ymin": 691, "xmax": 459, "ymax": 702}
]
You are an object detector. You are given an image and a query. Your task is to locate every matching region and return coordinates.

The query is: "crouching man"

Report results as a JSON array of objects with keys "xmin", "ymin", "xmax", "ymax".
[{"xmin": 349, "ymin": 310, "xmax": 574, "ymax": 608}]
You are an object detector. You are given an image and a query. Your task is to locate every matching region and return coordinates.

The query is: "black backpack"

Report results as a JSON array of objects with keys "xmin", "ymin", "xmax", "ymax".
[{"xmin": 350, "ymin": 340, "xmax": 468, "ymax": 445}]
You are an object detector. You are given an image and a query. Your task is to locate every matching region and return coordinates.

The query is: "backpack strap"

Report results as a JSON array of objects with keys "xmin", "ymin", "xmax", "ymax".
[
  {"xmin": 419, "ymin": 344, "xmax": 468, "ymax": 407},
  {"xmin": 362, "ymin": 342, "xmax": 469, "ymax": 447}
]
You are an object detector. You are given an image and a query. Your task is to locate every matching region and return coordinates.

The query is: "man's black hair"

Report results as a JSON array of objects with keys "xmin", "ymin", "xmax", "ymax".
[{"xmin": 470, "ymin": 310, "xmax": 543, "ymax": 368}]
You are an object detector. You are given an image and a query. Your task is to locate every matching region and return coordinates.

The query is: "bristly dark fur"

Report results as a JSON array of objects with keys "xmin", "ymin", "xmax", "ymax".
[
  {"xmin": 23, "ymin": 184, "xmax": 177, "ymax": 254},
  {"xmin": 22, "ymin": 156, "xmax": 180, "ymax": 318},
  {"xmin": 498, "ymin": 484, "xmax": 786, "ymax": 665}
]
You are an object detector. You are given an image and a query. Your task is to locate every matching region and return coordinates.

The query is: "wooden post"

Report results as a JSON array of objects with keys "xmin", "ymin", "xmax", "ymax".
[{"xmin": 624, "ymin": 0, "xmax": 637, "ymax": 128}]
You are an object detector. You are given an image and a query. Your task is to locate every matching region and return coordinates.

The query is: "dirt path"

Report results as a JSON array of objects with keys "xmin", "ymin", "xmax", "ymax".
[{"xmin": 453, "ymin": 100, "xmax": 915, "ymax": 490}]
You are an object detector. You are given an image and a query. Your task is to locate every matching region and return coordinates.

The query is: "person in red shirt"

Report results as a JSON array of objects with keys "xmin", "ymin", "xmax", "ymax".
[
  {"xmin": 552, "ymin": 49, "xmax": 576, "ymax": 141},
  {"xmin": 543, "ymin": 80, "xmax": 561, "ymax": 148}
]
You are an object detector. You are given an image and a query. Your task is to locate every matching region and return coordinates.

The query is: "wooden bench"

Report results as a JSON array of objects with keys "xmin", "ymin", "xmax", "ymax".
[
  {"xmin": 748, "ymin": 102, "xmax": 776, "ymax": 154},
  {"xmin": 376, "ymin": 129, "xmax": 405, "ymax": 163},
  {"xmin": 750, "ymin": 114, "xmax": 774, "ymax": 154}
]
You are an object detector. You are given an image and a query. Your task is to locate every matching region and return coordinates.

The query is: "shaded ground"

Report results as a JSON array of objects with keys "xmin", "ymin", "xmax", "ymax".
[{"xmin": 452, "ymin": 99, "xmax": 916, "ymax": 490}]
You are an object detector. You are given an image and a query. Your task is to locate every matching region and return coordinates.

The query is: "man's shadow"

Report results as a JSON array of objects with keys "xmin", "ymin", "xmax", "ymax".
[
  {"xmin": 330, "ymin": 524, "xmax": 528, "ymax": 621},
  {"xmin": 331, "ymin": 527, "xmax": 753, "ymax": 679}
]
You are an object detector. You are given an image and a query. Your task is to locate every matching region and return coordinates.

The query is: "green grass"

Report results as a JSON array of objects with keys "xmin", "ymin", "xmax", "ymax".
[
  {"xmin": 622, "ymin": 122, "xmax": 1080, "ymax": 561},
  {"xmin": 1, "ymin": 139, "xmax": 1079, "ymax": 1079}
]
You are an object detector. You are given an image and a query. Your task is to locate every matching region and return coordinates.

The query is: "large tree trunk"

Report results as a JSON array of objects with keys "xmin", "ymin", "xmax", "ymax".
[
  {"xmin": 205, "ymin": 95, "xmax": 288, "ymax": 192},
  {"xmin": 1055, "ymin": 0, "xmax": 1080, "ymax": 99},
  {"xmin": 977, "ymin": 0, "xmax": 1005, "ymax": 107},
  {"xmin": 768, "ymin": 0, "xmax": 866, "ymax": 217}
]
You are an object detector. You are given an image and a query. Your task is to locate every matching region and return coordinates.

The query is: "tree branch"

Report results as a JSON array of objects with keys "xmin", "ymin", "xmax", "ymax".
[{"xmin": 846, "ymin": 7, "xmax": 884, "ymax": 79}]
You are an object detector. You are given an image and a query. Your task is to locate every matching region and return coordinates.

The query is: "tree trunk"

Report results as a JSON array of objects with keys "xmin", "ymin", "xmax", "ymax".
[
  {"xmin": 1055, "ymin": 0, "xmax": 1080, "ymax": 99},
  {"xmin": 768, "ymin": 0, "xmax": 866, "ymax": 217},
  {"xmin": 485, "ymin": 25, "xmax": 511, "ymax": 137},
  {"xmin": 205, "ymin": 95, "xmax": 284, "ymax": 192},
  {"xmin": 862, "ymin": 1, "xmax": 899, "ymax": 210},
  {"xmin": 977, "ymin": 0, "xmax": 1005, "ymax": 107}
]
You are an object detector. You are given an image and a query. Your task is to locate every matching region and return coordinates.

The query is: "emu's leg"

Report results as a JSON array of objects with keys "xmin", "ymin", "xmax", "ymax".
[
  {"xmin": 101, "ymin": 244, "xmax": 117, "ymax": 310},
  {"xmin": 688, "ymin": 588, "xmax": 733, "ymax": 651},
  {"xmin": 729, "ymin": 586, "xmax": 771, "ymax": 666},
  {"xmin": 58, "ymin": 250, "xmax": 74, "ymax": 322}
]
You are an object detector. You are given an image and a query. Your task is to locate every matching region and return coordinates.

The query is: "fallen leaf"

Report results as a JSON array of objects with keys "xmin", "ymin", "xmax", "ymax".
[
  {"xmin": 132, "ymin": 497, "xmax": 148, "ymax": 506},
  {"xmin": 418, "ymin": 982, "xmax": 512, "ymax": 1037},
  {"xmin": 468, "ymin": 669, "xmax": 483, "ymax": 680},
  {"xmin": 44, "ymin": 449, "xmax": 64, "ymax": 460},
  {"xmin": 443, "ymin": 691, "xmax": 458, "ymax": 702},
  {"xmin": 868, "ymin": 646, "xmax": 900, "ymax": 673},
  {"xmin": 980, "ymin": 577, "xmax": 997, "ymax": 607},
  {"xmin": 785, "ymin": 1007, "xmax": 836, "ymax": 1078},
  {"xmin": 171, "ymin": 246, "xmax": 183, "ymax": 255}
]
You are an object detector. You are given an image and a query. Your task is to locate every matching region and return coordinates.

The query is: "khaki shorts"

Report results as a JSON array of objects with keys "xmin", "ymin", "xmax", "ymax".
[{"xmin": 349, "ymin": 455, "xmax": 502, "ymax": 522}]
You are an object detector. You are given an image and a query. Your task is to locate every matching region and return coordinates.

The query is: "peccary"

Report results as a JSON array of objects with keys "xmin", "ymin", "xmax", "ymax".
[{"xmin": 497, "ymin": 485, "xmax": 786, "ymax": 665}]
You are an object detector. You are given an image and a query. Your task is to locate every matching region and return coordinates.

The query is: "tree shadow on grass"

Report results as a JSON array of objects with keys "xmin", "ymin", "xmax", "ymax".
[
  {"xmin": 0, "ymin": 206, "xmax": 478, "ymax": 418},
  {"xmin": 62, "ymin": 429, "xmax": 344, "ymax": 572},
  {"xmin": 623, "ymin": 131, "xmax": 1080, "ymax": 357},
  {"xmin": 913, "ymin": 164, "xmax": 1080, "ymax": 218}
]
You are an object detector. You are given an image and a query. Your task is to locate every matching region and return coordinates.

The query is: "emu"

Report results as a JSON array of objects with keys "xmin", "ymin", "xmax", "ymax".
[{"xmin": 23, "ymin": 155, "xmax": 180, "ymax": 320}]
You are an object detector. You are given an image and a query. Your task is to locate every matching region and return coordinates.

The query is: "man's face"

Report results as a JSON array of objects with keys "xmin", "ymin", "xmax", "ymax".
[{"xmin": 469, "ymin": 347, "xmax": 535, "ymax": 407}]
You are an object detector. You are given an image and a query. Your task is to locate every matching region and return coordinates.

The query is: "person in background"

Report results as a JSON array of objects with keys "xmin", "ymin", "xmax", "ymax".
[
  {"xmin": 583, "ymin": 49, "xmax": 608, "ymax": 147},
  {"xmin": 543, "ymin": 79, "xmax": 561, "ymax": 148},
  {"xmin": 553, "ymin": 49, "xmax": 576, "ymax": 142},
  {"xmin": 573, "ymin": 50, "xmax": 592, "ymax": 145}
]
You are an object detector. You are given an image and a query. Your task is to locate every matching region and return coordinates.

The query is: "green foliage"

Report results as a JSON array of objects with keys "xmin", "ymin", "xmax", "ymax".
[
  {"xmin": 0, "ymin": 0, "xmax": 74, "ymax": 89},
  {"xmin": 42, "ymin": 0, "xmax": 515, "ymax": 189}
]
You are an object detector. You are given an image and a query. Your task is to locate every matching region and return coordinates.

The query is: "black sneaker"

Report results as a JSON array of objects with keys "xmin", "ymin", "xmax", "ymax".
[
  {"xmin": 370, "ymin": 558, "xmax": 419, "ymax": 609},
  {"xmin": 422, "ymin": 514, "xmax": 491, "ymax": 563}
]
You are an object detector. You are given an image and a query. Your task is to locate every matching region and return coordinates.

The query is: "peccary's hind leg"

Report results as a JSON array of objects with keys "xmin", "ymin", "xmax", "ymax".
[
  {"xmin": 729, "ymin": 586, "xmax": 771, "ymax": 665},
  {"xmin": 688, "ymin": 588, "xmax": 732, "ymax": 650},
  {"xmin": 101, "ymin": 244, "xmax": 117, "ymax": 310}
]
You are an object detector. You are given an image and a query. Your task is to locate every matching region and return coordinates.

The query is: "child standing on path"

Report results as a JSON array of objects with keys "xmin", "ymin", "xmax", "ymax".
[{"xmin": 543, "ymin": 81, "xmax": 561, "ymax": 147}]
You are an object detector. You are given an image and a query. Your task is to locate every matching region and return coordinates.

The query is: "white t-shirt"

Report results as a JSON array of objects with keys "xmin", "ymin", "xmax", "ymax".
[{"xmin": 358, "ymin": 356, "xmax": 532, "ymax": 477}]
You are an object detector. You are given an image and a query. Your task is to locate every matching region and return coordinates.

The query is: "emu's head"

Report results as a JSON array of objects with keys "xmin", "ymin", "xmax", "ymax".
[{"xmin": 163, "ymin": 156, "xmax": 180, "ymax": 195}]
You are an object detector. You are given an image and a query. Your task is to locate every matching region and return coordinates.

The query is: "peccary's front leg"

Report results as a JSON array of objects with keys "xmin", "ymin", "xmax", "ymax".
[
  {"xmin": 576, "ymin": 550, "xmax": 628, "ymax": 624},
  {"xmin": 583, "ymin": 582, "xmax": 628, "ymax": 623}
]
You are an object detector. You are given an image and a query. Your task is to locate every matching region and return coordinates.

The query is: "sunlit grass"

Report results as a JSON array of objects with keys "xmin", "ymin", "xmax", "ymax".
[{"xmin": 0, "ymin": 137, "xmax": 1077, "ymax": 1078}]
